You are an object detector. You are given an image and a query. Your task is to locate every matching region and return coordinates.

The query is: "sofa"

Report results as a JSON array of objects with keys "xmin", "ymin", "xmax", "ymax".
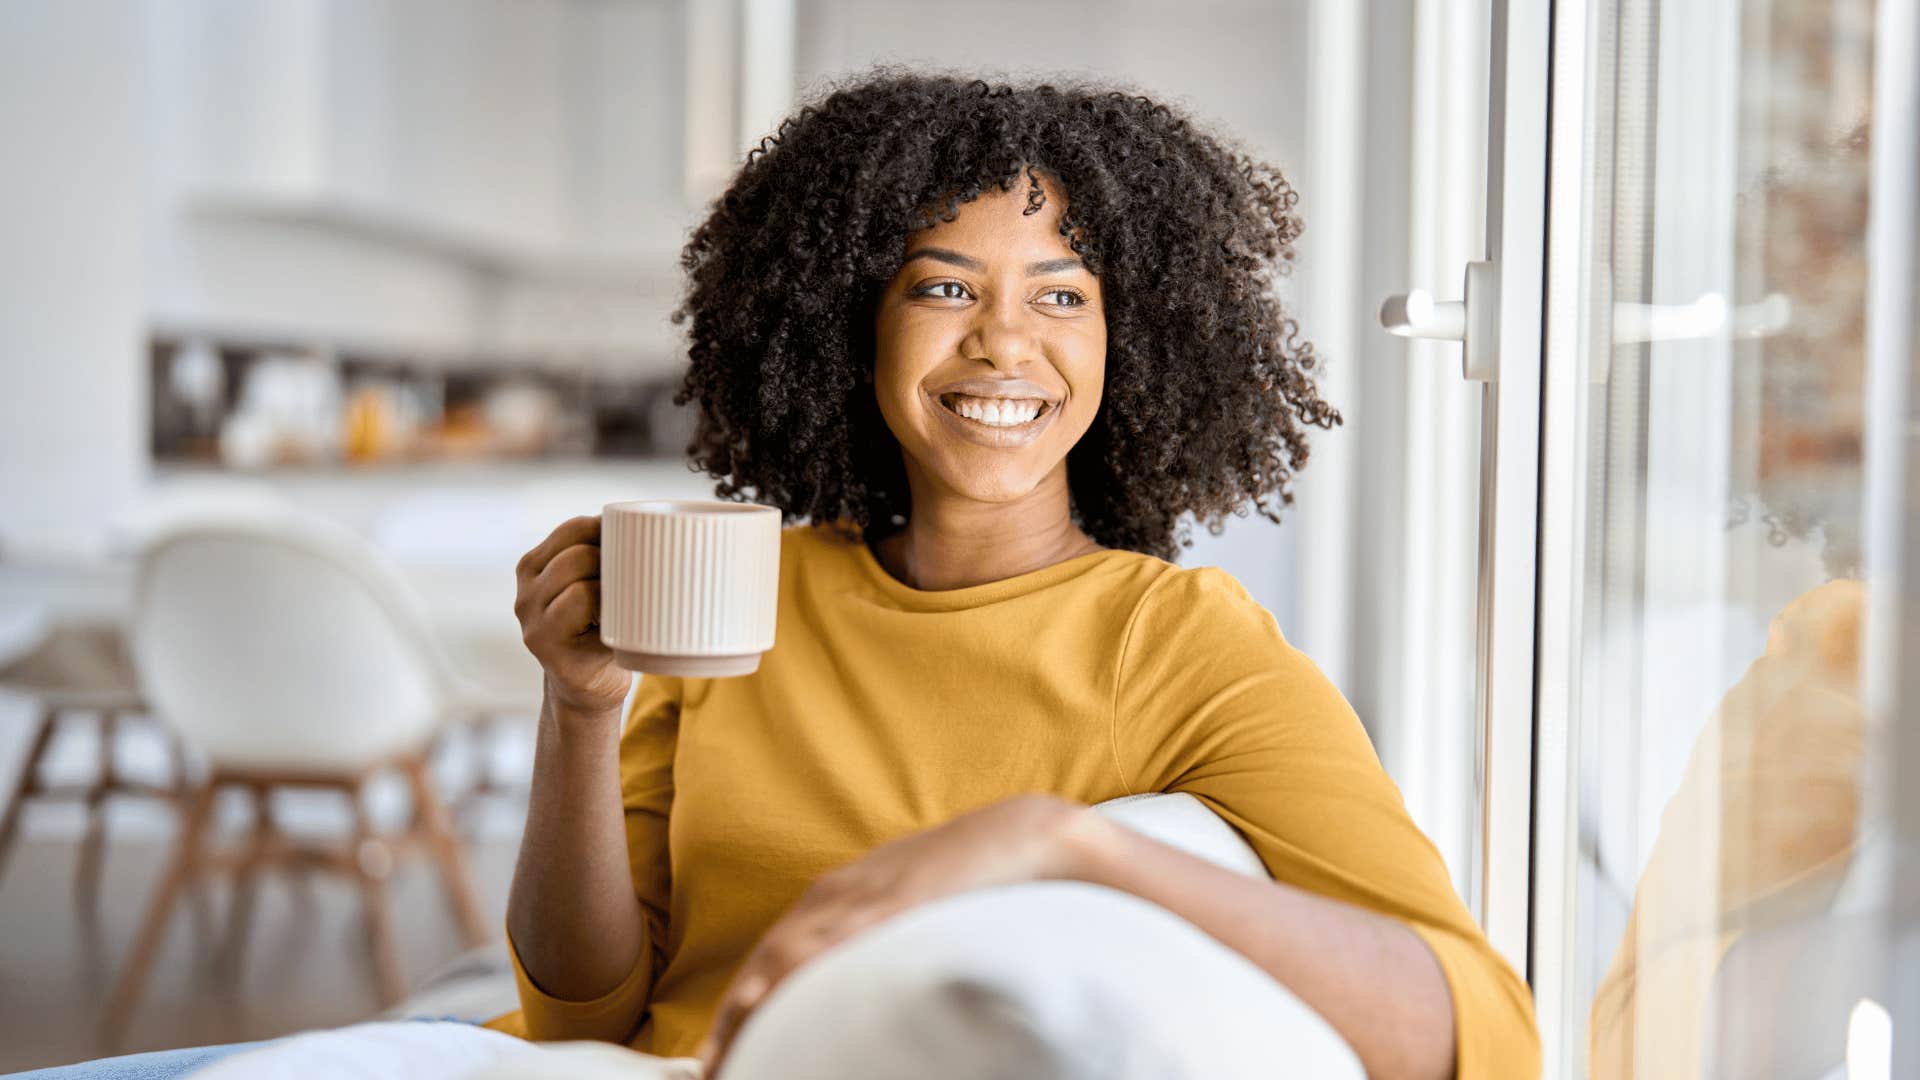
[{"xmin": 395, "ymin": 792, "xmax": 1364, "ymax": 1079}]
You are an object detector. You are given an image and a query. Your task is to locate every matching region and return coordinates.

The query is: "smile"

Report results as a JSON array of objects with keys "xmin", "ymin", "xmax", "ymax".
[{"xmin": 929, "ymin": 391, "xmax": 1058, "ymax": 448}]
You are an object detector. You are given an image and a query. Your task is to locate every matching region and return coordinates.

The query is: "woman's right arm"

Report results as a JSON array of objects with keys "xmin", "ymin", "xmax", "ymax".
[{"xmin": 504, "ymin": 515, "xmax": 651, "ymax": 1004}]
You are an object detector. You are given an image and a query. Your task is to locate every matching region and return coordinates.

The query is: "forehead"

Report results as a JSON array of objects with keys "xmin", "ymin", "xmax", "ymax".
[{"xmin": 905, "ymin": 175, "xmax": 1076, "ymax": 256}]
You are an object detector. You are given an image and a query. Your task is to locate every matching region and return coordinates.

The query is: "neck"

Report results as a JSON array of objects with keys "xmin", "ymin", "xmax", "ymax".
[{"xmin": 875, "ymin": 460, "xmax": 1100, "ymax": 591}]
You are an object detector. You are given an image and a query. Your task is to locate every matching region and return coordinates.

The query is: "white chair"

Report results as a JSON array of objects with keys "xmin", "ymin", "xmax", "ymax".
[
  {"xmin": 369, "ymin": 488, "xmax": 549, "ymax": 834},
  {"xmin": 104, "ymin": 512, "xmax": 494, "ymax": 1036}
]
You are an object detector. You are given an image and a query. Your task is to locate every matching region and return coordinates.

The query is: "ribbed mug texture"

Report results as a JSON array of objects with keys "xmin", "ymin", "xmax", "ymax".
[{"xmin": 599, "ymin": 501, "xmax": 781, "ymax": 656}]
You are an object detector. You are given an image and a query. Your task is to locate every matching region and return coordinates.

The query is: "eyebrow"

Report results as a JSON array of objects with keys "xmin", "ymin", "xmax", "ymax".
[{"xmin": 901, "ymin": 247, "xmax": 1089, "ymax": 275}]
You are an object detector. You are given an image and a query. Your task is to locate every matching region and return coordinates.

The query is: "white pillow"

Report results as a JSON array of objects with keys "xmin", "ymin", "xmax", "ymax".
[
  {"xmin": 1085, "ymin": 792, "xmax": 1270, "ymax": 878},
  {"xmin": 718, "ymin": 794, "xmax": 1363, "ymax": 1080}
]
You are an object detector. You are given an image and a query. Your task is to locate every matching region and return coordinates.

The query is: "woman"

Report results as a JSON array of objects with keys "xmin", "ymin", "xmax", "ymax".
[
  {"xmin": 31, "ymin": 70, "xmax": 1535, "ymax": 1080},
  {"xmin": 490, "ymin": 69, "xmax": 1534, "ymax": 1080}
]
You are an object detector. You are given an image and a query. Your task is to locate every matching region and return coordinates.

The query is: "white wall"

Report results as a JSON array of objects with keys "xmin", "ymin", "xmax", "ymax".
[
  {"xmin": 145, "ymin": 0, "xmax": 693, "ymax": 362},
  {"xmin": 139, "ymin": 0, "xmax": 490, "ymax": 347},
  {"xmin": 0, "ymin": 0, "xmax": 149, "ymax": 555}
]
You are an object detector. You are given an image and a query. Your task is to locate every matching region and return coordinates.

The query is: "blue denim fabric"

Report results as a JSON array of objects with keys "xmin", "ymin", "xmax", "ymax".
[
  {"xmin": 3, "ymin": 1039, "xmax": 279, "ymax": 1080},
  {"xmin": 4, "ymin": 1018, "xmax": 478, "ymax": 1079}
]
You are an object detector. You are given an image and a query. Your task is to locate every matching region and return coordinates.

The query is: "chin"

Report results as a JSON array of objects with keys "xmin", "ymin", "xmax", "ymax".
[{"xmin": 925, "ymin": 456, "xmax": 1051, "ymax": 505}]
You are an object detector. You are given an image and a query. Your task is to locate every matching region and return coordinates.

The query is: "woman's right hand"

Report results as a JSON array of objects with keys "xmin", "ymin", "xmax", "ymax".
[{"xmin": 515, "ymin": 514, "xmax": 632, "ymax": 717}]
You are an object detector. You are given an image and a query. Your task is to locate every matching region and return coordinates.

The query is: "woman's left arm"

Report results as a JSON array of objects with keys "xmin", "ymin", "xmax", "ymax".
[
  {"xmin": 1054, "ymin": 807, "xmax": 1457, "ymax": 1080},
  {"xmin": 1110, "ymin": 568, "xmax": 1538, "ymax": 1080}
]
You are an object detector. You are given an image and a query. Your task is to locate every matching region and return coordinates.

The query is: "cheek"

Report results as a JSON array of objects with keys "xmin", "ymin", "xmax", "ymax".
[
  {"xmin": 872, "ymin": 316, "xmax": 951, "ymax": 407},
  {"xmin": 1075, "ymin": 376, "xmax": 1105, "ymax": 424},
  {"xmin": 869, "ymin": 336, "xmax": 927, "ymax": 441},
  {"xmin": 1067, "ymin": 335, "xmax": 1107, "ymax": 428}
]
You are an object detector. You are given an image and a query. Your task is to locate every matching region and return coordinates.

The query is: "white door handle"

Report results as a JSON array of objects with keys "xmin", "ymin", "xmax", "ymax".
[
  {"xmin": 1380, "ymin": 290, "xmax": 1468, "ymax": 341},
  {"xmin": 1611, "ymin": 292, "xmax": 1792, "ymax": 343},
  {"xmin": 1379, "ymin": 261, "xmax": 1500, "ymax": 382}
]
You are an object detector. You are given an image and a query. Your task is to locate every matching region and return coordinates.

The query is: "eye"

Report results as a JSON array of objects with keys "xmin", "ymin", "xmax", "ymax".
[
  {"xmin": 913, "ymin": 281, "xmax": 972, "ymax": 301},
  {"xmin": 1040, "ymin": 288, "xmax": 1087, "ymax": 308}
]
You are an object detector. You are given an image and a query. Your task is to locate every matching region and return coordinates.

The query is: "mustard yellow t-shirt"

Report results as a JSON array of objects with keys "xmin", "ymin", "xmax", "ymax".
[{"xmin": 486, "ymin": 521, "xmax": 1538, "ymax": 1075}]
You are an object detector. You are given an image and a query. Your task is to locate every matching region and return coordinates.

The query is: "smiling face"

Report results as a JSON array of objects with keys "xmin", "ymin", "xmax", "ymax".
[{"xmin": 871, "ymin": 171, "xmax": 1107, "ymax": 510}]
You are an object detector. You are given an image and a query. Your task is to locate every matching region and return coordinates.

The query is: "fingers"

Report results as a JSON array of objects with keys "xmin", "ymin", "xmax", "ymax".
[
  {"xmin": 526, "ymin": 543, "xmax": 600, "ymax": 614},
  {"xmin": 513, "ymin": 516, "xmax": 627, "ymax": 714},
  {"xmin": 698, "ymin": 970, "xmax": 769, "ymax": 1076},
  {"xmin": 515, "ymin": 515, "xmax": 600, "ymax": 582},
  {"xmin": 699, "ymin": 913, "xmax": 860, "ymax": 1074},
  {"xmin": 539, "ymin": 579, "xmax": 601, "ymax": 640}
]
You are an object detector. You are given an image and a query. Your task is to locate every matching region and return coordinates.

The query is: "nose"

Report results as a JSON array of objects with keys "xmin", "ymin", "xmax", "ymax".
[{"xmin": 958, "ymin": 294, "xmax": 1043, "ymax": 371}]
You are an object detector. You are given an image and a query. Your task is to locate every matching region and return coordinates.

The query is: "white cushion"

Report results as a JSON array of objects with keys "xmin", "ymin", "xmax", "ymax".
[
  {"xmin": 718, "ymin": 793, "xmax": 1363, "ymax": 1080},
  {"xmin": 1085, "ymin": 792, "xmax": 1270, "ymax": 878}
]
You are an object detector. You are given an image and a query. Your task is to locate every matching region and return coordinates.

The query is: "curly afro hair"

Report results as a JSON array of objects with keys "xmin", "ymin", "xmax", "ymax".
[{"xmin": 670, "ymin": 66, "xmax": 1341, "ymax": 562}]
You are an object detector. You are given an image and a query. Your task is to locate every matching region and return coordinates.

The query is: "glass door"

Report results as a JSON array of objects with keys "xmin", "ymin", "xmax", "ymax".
[
  {"xmin": 1388, "ymin": 0, "xmax": 1915, "ymax": 1074},
  {"xmin": 1525, "ymin": 0, "xmax": 1914, "ymax": 1076}
]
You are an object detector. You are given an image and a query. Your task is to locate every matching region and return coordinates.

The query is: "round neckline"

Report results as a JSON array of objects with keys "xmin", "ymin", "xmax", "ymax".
[{"xmin": 848, "ymin": 530, "xmax": 1127, "ymax": 610}]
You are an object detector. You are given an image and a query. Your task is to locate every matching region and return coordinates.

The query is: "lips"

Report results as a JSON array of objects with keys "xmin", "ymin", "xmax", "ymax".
[
  {"xmin": 929, "ymin": 376, "xmax": 1059, "ymax": 405},
  {"xmin": 925, "ymin": 387, "xmax": 1058, "ymax": 449}
]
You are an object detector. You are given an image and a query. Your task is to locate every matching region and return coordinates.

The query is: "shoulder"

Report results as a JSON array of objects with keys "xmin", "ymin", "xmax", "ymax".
[
  {"xmin": 1114, "ymin": 563, "xmax": 1304, "ymax": 693},
  {"xmin": 1112, "ymin": 562, "xmax": 1359, "ymax": 773},
  {"xmin": 770, "ymin": 520, "xmax": 877, "ymax": 602},
  {"xmin": 1128, "ymin": 564, "xmax": 1284, "ymax": 642}
]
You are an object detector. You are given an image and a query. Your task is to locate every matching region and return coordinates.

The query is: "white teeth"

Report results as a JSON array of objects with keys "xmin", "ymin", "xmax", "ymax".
[{"xmin": 945, "ymin": 394, "xmax": 1044, "ymax": 426}]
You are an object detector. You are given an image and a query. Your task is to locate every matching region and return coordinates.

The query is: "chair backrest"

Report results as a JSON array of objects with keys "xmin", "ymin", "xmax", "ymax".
[{"xmin": 130, "ymin": 513, "xmax": 454, "ymax": 772}]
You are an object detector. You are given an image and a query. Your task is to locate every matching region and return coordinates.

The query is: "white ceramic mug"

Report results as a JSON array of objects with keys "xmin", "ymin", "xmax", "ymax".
[{"xmin": 598, "ymin": 500, "xmax": 782, "ymax": 677}]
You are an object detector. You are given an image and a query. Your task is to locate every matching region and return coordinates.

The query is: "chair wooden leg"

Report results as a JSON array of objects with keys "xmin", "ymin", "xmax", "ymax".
[
  {"xmin": 75, "ymin": 710, "xmax": 117, "ymax": 906},
  {"xmin": 403, "ymin": 755, "xmax": 491, "ymax": 947},
  {"xmin": 158, "ymin": 728, "xmax": 220, "ymax": 946},
  {"xmin": 186, "ymin": 868, "xmax": 218, "ymax": 958},
  {"xmin": 287, "ymin": 858, "xmax": 316, "ymax": 919},
  {"xmin": 0, "ymin": 705, "xmax": 56, "ymax": 888},
  {"xmin": 351, "ymin": 782, "xmax": 405, "ymax": 1007},
  {"xmin": 220, "ymin": 784, "xmax": 269, "ymax": 982},
  {"xmin": 165, "ymin": 726, "xmax": 192, "ymax": 789},
  {"xmin": 101, "ymin": 779, "xmax": 218, "ymax": 1041}
]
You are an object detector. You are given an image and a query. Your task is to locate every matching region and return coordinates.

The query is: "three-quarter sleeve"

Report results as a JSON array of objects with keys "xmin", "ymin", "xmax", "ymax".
[
  {"xmin": 500, "ymin": 672, "xmax": 683, "ymax": 1044},
  {"xmin": 1111, "ymin": 567, "xmax": 1539, "ymax": 1079}
]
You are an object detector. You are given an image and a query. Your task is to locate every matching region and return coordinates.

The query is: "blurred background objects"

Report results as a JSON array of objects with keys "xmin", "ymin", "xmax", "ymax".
[
  {"xmin": 1, "ymin": 0, "xmax": 1912, "ymax": 1076},
  {"xmin": 4, "ymin": 1, "xmax": 1427, "ymax": 1067}
]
